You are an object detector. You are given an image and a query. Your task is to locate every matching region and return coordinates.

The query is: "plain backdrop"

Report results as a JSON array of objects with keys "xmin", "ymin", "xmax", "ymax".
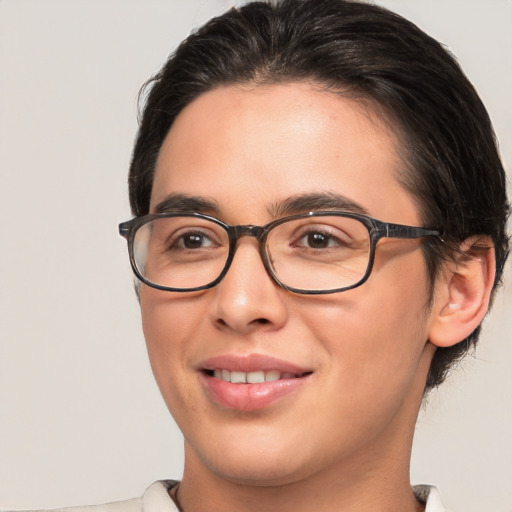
[{"xmin": 1, "ymin": 1, "xmax": 511, "ymax": 511}]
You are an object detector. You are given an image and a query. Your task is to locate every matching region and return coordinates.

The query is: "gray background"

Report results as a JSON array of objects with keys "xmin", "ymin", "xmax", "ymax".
[{"xmin": 1, "ymin": 1, "xmax": 511, "ymax": 510}]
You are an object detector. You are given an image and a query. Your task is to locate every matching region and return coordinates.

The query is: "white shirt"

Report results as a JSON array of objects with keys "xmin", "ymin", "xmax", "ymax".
[{"xmin": 3, "ymin": 481, "xmax": 450, "ymax": 512}]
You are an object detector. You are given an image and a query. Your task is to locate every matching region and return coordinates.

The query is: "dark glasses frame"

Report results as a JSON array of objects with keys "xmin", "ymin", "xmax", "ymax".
[{"xmin": 119, "ymin": 211, "xmax": 440, "ymax": 295}]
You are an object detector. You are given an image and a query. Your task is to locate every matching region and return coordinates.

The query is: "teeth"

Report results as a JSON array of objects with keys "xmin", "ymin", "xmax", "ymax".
[
  {"xmin": 230, "ymin": 371, "xmax": 246, "ymax": 384},
  {"xmin": 247, "ymin": 371, "xmax": 265, "ymax": 384},
  {"xmin": 211, "ymin": 369, "xmax": 297, "ymax": 383},
  {"xmin": 265, "ymin": 370, "xmax": 281, "ymax": 382}
]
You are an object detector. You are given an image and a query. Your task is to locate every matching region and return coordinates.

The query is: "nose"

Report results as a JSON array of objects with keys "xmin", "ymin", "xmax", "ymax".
[{"xmin": 208, "ymin": 238, "xmax": 289, "ymax": 335}]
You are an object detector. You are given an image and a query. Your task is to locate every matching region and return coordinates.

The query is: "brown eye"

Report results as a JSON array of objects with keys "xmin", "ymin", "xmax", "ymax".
[
  {"xmin": 294, "ymin": 228, "xmax": 347, "ymax": 250},
  {"xmin": 304, "ymin": 231, "xmax": 332, "ymax": 249},
  {"xmin": 177, "ymin": 232, "xmax": 212, "ymax": 249}
]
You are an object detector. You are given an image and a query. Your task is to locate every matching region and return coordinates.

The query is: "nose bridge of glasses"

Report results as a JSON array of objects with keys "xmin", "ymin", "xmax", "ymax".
[
  {"xmin": 230, "ymin": 224, "xmax": 265, "ymax": 242},
  {"xmin": 228, "ymin": 224, "xmax": 270, "ymax": 270}
]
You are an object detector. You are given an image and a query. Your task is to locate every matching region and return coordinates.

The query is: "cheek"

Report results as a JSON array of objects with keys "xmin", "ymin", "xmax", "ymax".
[
  {"xmin": 299, "ymin": 250, "xmax": 431, "ymax": 392},
  {"xmin": 141, "ymin": 288, "xmax": 204, "ymax": 347},
  {"xmin": 139, "ymin": 288, "xmax": 205, "ymax": 400}
]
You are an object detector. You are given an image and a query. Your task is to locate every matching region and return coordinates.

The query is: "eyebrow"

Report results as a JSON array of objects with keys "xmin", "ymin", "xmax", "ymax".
[
  {"xmin": 153, "ymin": 193, "xmax": 220, "ymax": 215},
  {"xmin": 152, "ymin": 191, "xmax": 369, "ymax": 219},
  {"xmin": 269, "ymin": 192, "xmax": 370, "ymax": 218}
]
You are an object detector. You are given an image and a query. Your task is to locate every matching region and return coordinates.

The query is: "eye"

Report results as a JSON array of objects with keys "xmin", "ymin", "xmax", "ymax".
[
  {"xmin": 293, "ymin": 227, "xmax": 349, "ymax": 250},
  {"xmin": 300, "ymin": 230, "xmax": 339, "ymax": 249},
  {"xmin": 171, "ymin": 230, "xmax": 216, "ymax": 250}
]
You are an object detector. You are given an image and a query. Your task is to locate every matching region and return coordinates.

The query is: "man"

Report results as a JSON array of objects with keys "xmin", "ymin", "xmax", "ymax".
[
  {"xmin": 119, "ymin": 1, "xmax": 509, "ymax": 510},
  {"xmin": 4, "ymin": 0, "xmax": 509, "ymax": 511}
]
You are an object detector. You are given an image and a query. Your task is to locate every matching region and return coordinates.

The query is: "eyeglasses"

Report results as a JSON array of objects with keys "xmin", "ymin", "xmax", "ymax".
[{"xmin": 119, "ymin": 211, "xmax": 440, "ymax": 295}]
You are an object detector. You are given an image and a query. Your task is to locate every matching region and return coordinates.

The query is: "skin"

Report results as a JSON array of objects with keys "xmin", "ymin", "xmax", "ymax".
[{"xmin": 140, "ymin": 82, "xmax": 440, "ymax": 512}]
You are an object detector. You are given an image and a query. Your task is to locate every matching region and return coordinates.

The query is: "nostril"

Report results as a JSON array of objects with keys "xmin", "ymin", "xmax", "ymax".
[{"xmin": 254, "ymin": 318, "xmax": 270, "ymax": 325}]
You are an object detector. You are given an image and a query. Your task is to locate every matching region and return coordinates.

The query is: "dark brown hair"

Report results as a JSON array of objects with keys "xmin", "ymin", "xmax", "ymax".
[{"xmin": 128, "ymin": 0, "xmax": 509, "ymax": 389}]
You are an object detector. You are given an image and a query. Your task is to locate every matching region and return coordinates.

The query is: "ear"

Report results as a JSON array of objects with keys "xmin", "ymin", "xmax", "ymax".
[{"xmin": 428, "ymin": 236, "xmax": 496, "ymax": 348}]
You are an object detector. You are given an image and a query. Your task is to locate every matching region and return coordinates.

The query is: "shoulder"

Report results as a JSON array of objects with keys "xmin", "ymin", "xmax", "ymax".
[{"xmin": 1, "ymin": 481, "xmax": 179, "ymax": 512}]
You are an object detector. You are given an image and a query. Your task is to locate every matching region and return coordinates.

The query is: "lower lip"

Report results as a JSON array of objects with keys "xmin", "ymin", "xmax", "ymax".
[{"xmin": 201, "ymin": 373, "xmax": 309, "ymax": 411}]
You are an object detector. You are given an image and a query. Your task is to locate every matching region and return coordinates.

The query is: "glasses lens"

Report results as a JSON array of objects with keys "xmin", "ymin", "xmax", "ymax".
[
  {"xmin": 133, "ymin": 217, "xmax": 229, "ymax": 290},
  {"xmin": 266, "ymin": 215, "xmax": 371, "ymax": 292}
]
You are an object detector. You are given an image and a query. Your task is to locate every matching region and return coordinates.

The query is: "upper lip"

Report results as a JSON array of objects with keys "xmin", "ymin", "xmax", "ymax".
[{"xmin": 199, "ymin": 353, "xmax": 311, "ymax": 375}]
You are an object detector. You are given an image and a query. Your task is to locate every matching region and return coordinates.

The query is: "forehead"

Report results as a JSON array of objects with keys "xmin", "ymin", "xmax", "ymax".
[{"xmin": 151, "ymin": 82, "xmax": 420, "ymax": 225}]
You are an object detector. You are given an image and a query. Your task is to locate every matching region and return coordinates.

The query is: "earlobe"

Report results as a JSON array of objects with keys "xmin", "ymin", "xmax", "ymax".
[{"xmin": 428, "ymin": 237, "xmax": 496, "ymax": 348}]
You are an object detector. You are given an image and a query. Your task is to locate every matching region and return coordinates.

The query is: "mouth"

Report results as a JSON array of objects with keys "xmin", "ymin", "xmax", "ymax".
[
  {"xmin": 199, "ymin": 354, "xmax": 313, "ymax": 411},
  {"xmin": 204, "ymin": 369, "xmax": 310, "ymax": 384}
]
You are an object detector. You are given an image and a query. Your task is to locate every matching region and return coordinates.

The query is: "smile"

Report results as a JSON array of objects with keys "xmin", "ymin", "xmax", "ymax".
[
  {"xmin": 210, "ymin": 369, "xmax": 302, "ymax": 384},
  {"xmin": 199, "ymin": 354, "xmax": 313, "ymax": 411}
]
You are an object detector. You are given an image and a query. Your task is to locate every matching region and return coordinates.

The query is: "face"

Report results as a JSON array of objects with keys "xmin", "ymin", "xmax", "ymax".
[{"xmin": 140, "ymin": 83, "xmax": 436, "ymax": 486}]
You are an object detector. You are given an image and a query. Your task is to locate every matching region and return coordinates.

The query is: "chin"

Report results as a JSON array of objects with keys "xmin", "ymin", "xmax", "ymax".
[
  {"xmin": 205, "ymin": 456, "xmax": 311, "ymax": 488},
  {"xmin": 186, "ymin": 429, "xmax": 318, "ymax": 487}
]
